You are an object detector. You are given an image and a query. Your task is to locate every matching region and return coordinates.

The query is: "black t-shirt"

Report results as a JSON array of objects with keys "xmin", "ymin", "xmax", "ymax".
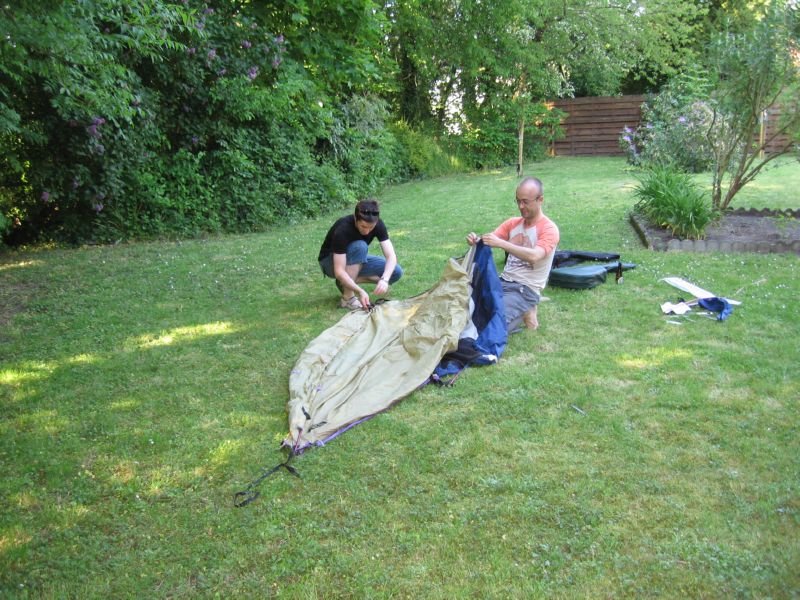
[{"xmin": 318, "ymin": 215, "xmax": 389, "ymax": 262}]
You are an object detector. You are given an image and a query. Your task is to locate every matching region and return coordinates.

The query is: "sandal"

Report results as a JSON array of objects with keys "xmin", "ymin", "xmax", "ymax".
[{"xmin": 339, "ymin": 295, "xmax": 362, "ymax": 310}]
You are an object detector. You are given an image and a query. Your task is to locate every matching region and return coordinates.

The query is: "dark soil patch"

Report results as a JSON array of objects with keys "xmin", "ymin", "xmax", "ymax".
[
  {"xmin": 0, "ymin": 280, "xmax": 39, "ymax": 326},
  {"xmin": 631, "ymin": 208, "xmax": 800, "ymax": 255}
]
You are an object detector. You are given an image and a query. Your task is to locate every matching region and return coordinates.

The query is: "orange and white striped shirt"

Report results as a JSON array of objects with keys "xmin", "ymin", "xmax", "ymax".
[{"xmin": 493, "ymin": 215, "xmax": 559, "ymax": 295}]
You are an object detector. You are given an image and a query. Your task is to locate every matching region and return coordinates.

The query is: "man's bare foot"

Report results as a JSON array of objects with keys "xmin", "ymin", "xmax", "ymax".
[{"xmin": 523, "ymin": 306, "xmax": 539, "ymax": 330}]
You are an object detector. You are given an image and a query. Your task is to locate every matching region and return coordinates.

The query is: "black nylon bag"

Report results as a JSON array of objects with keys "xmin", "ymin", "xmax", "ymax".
[{"xmin": 548, "ymin": 265, "xmax": 609, "ymax": 289}]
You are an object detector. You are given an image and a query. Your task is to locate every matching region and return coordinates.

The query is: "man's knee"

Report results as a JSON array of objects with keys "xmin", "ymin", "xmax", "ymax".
[
  {"xmin": 345, "ymin": 240, "xmax": 369, "ymax": 265},
  {"xmin": 389, "ymin": 264, "xmax": 403, "ymax": 284}
]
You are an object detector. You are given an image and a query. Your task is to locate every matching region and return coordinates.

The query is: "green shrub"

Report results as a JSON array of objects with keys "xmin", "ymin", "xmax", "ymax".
[
  {"xmin": 390, "ymin": 121, "xmax": 465, "ymax": 178},
  {"xmin": 0, "ymin": 208, "xmax": 10, "ymax": 241},
  {"xmin": 330, "ymin": 95, "xmax": 406, "ymax": 194},
  {"xmin": 456, "ymin": 101, "xmax": 564, "ymax": 170},
  {"xmin": 0, "ymin": 2, "xmax": 404, "ymax": 245},
  {"xmin": 634, "ymin": 166, "xmax": 718, "ymax": 239}
]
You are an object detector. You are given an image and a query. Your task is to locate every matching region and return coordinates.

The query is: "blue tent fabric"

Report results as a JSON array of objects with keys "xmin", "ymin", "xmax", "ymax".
[
  {"xmin": 434, "ymin": 242, "xmax": 507, "ymax": 377},
  {"xmin": 470, "ymin": 242, "xmax": 508, "ymax": 360},
  {"xmin": 698, "ymin": 296, "xmax": 734, "ymax": 321}
]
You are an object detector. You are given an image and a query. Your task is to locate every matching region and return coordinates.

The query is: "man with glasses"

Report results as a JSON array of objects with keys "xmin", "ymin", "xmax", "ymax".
[
  {"xmin": 318, "ymin": 199, "xmax": 403, "ymax": 310},
  {"xmin": 467, "ymin": 177, "xmax": 559, "ymax": 332}
]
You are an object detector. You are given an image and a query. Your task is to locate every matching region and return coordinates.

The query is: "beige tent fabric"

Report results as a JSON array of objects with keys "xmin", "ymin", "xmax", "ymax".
[{"xmin": 284, "ymin": 255, "xmax": 472, "ymax": 450}]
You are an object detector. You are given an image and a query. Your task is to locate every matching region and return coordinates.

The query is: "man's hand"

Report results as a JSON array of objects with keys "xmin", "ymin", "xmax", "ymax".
[
  {"xmin": 466, "ymin": 232, "xmax": 480, "ymax": 246},
  {"xmin": 480, "ymin": 232, "xmax": 503, "ymax": 248},
  {"xmin": 374, "ymin": 278, "xmax": 389, "ymax": 295},
  {"xmin": 357, "ymin": 288, "xmax": 370, "ymax": 309}
]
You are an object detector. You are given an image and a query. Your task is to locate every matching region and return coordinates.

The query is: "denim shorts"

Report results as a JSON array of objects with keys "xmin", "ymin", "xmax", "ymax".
[
  {"xmin": 319, "ymin": 240, "xmax": 403, "ymax": 283},
  {"xmin": 501, "ymin": 278, "xmax": 540, "ymax": 333}
]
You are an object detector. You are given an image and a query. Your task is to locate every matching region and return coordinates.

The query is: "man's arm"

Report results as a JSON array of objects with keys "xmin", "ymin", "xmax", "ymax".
[
  {"xmin": 480, "ymin": 219, "xmax": 558, "ymax": 265},
  {"xmin": 332, "ymin": 252, "xmax": 370, "ymax": 307},
  {"xmin": 374, "ymin": 239, "xmax": 397, "ymax": 295},
  {"xmin": 481, "ymin": 232, "xmax": 547, "ymax": 264},
  {"xmin": 467, "ymin": 230, "xmax": 541, "ymax": 261}
]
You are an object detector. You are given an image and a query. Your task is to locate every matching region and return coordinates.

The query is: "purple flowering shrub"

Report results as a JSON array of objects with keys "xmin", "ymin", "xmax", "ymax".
[
  {"xmin": 620, "ymin": 73, "xmax": 715, "ymax": 173},
  {"xmin": 1, "ymin": 1, "xmax": 404, "ymax": 244}
]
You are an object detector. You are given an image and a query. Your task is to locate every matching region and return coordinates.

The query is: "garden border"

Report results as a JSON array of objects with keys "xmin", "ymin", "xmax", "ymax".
[{"xmin": 629, "ymin": 208, "xmax": 800, "ymax": 254}]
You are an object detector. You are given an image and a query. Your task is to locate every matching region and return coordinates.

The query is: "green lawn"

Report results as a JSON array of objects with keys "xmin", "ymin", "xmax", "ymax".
[{"xmin": 1, "ymin": 156, "xmax": 799, "ymax": 598}]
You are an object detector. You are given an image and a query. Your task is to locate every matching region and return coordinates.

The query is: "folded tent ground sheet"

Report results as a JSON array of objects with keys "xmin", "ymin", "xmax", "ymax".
[{"xmin": 285, "ymin": 253, "xmax": 472, "ymax": 451}]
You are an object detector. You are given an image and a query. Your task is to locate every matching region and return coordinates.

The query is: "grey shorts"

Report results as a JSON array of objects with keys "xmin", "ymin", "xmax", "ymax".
[{"xmin": 501, "ymin": 279, "xmax": 540, "ymax": 333}]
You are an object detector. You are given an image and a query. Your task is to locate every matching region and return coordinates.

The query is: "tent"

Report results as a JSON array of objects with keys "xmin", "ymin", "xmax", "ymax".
[{"xmin": 283, "ymin": 242, "xmax": 506, "ymax": 453}]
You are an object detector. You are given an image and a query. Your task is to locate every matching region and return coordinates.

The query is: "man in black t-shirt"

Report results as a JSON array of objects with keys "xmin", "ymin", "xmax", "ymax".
[{"xmin": 318, "ymin": 199, "xmax": 403, "ymax": 310}]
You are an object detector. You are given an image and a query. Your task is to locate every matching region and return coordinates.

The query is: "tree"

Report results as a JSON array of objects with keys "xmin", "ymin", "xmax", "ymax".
[
  {"xmin": 706, "ymin": 2, "xmax": 800, "ymax": 210},
  {"xmin": 384, "ymin": 0, "xmax": 705, "ymax": 167}
]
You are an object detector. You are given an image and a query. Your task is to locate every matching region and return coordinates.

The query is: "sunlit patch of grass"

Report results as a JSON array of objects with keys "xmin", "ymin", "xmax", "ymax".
[
  {"xmin": 130, "ymin": 321, "xmax": 238, "ymax": 349},
  {"xmin": 616, "ymin": 346, "xmax": 694, "ymax": 369},
  {"xmin": 209, "ymin": 439, "xmax": 246, "ymax": 467},
  {"xmin": 0, "ymin": 362, "xmax": 54, "ymax": 385},
  {"xmin": 0, "ymin": 259, "xmax": 44, "ymax": 272},
  {"xmin": 0, "ymin": 528, "xmax": 33, "ymax": 554}
]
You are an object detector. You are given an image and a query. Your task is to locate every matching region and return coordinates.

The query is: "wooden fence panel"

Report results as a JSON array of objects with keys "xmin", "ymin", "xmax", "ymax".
[
  {"xmin": 549, "ymin": 95, "xmax": 646, "ymax": 157},
  {"xmin": 761, "ymin": 106, "xmax": 794, "ymax": 154},
  {"xmin": 546, "ymin": 94, "xmax": 794, "ymax": 157}
]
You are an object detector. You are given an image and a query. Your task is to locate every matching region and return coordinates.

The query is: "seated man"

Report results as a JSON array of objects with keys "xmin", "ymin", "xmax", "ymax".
[
  {"xmin": 467, "ymin": 177, "xmax": 559, "ymax": 332},
  {"xmin": 318, "ymin": 199, "xmax": 403, "ymax": 310}
]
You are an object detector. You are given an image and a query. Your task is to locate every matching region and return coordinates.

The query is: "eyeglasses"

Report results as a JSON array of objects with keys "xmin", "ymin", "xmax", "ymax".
[{"xmin": 516, "ymin": 196, "xmax": 541, "ymax": 206}]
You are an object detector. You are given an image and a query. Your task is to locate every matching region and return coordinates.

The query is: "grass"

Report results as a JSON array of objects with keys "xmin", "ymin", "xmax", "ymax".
[
  {"xmin": 702, "ymin": 154, "xmax": 800, "ymax": 211},
  {"xmin": 1, "ymin": 156, "xmax": 799, "ymax": 598}
]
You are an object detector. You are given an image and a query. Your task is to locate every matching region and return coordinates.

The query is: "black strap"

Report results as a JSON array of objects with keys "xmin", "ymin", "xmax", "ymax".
[
  {"xmin": 427, "ymin": 369, "xmax": 465, "ymax": 387},
  {"xmin": 233, "ymin": 454, "xmax": 300, "ymax": 507},
  {"xmin": 367, "ymin": 298, "xmax": 388, "ymax": 312}
]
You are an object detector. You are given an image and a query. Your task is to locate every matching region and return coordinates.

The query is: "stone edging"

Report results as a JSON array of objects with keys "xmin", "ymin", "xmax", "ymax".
[
  {"xmin": 629, "ymin": 212, "xmax": 800, "ymax": 254},
  {"xmin": 728, "ymin": 208, "xmax": 800, "ymax": 219}
]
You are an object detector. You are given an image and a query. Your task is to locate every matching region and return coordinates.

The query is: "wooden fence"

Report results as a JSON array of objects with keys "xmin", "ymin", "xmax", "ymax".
[
  {"xmin": 546, "ymin": 94, "xmax": 793, "ymax": 157},
  {"xmin": 548, "ymin": 95, "xmax": 645, "ymax": 157},
  {"xmin": 760, "ymin": 105, "xmax": 794, "ymax": 154}
]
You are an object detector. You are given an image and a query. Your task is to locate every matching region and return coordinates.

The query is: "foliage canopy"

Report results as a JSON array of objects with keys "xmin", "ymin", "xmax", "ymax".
[{"xmin": 0, "ymin": 0, "xmax": 722, "ymax": 244}]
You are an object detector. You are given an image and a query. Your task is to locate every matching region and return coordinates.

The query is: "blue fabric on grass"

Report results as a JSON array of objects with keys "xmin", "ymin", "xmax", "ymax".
[{"xmin": 698, "ymin": 296, "xmax": 734, "ymax": 321}]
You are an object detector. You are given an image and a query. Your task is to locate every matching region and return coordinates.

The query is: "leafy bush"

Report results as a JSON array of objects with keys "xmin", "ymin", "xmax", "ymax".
[
  {"xmin": 329, "ymin": 95, "xmax": 407, "ymax": 194},
  {"xmin": 390, "ymin": 122, "xmax": 465, "ymax": 179},
  {"xmin": 455, "ymin": 102, "xmax": 564, "ymax": 170},
  {"xmin": 620, "ymin": 70, "xmax": 715, "ymax": 173},
  {"xmin": 0, "ymin": 2, "xmax": 405, "ymax": 245},
  {"xmin": 634, "ymin": 166, "xmax": 718, "ymax": 239}
]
